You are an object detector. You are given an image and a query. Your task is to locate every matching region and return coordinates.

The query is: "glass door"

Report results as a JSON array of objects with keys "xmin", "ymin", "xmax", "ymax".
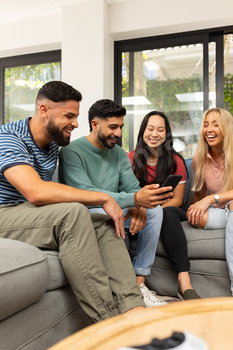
[
  {"xmin": 114, "ymin": 31, "xmax": 230, "ymax": 159},
  {"xmin": 121, "ymin": 44, "xmax": 206, "ymax": 158},
  {"xmin": 224, "ymin": 34, "xmax": 233, "ymax": 114}
]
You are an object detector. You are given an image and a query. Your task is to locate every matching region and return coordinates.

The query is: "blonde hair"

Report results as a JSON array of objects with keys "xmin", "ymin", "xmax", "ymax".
[{"xmin": 193, "ymin": 108, "xmax": 233, "ymax": 192}]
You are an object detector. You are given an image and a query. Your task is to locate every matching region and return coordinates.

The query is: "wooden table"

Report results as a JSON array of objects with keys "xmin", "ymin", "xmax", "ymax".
[{"xmin": 48, "ymin": 297, "xmax": 233, "ymax": 350}]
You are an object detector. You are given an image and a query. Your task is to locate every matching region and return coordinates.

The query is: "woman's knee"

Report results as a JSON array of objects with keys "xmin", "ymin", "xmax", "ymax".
[
  {"xmin": 161, "ymin": 207, "xmax": 184, "ymax": 241},
  {"xmin": 163, "ymin": 206, "xmax": 179, "ymax": 221}
]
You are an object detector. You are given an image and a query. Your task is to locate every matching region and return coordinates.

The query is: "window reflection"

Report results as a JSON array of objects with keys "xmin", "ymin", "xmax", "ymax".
[
  {"xmin": 4, "ymin": 62, "xmax": 61, "ymax": 123},
  {"xmin": 122, "ymin": 44, "xmax": 204, "ymax": 158},
  {"xmin": 224, "ymin": 34, "xmax": 233, "ymax": 115}
]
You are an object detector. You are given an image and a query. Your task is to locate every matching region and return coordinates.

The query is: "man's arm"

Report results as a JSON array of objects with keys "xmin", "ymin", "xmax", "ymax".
[
  {"xmin": 3, "ymin": 165, "xmax": 125, "ymax": 238},
  {"xmin": 59, "ymin": 149, "xmax": 136, "ymax": 209},
  {"xmin": 59, "ymin": 145, "xmax": 172, "ymax": 210}
]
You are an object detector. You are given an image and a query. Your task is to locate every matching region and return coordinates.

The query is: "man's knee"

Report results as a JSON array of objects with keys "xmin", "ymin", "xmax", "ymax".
[
  {"xmin": 51, "ymin": 202, "xmax": 91, "ymax": 223},
  {"xmin": 90, "ymin": 213, "xmax": 115, "ymax": 231},
  {"xmin": 146, "ymin": 205, "xmax": 163, "ymax": 222}
]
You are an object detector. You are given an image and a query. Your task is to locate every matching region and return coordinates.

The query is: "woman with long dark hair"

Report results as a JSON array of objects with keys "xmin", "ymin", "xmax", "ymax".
[{"xmin": 128, "ymin": 111, "xmax": 200, "ymax": 300}]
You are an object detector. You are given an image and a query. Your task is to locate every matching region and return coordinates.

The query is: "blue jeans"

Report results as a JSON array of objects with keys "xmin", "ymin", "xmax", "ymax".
[
  {"xmin": 89, "ymin": 206, "xmax": 163, "ymax": 276},
  {"xmin": 225, "ymin": 202, "xmax": 233, "ymax": 295},
  {"xmin": 204, "ymin": 206, "xmax": 228, "ymax": 229},
  {"xmin": 205, "ymin": 203, "xmax": 233, "ymax": 295}
]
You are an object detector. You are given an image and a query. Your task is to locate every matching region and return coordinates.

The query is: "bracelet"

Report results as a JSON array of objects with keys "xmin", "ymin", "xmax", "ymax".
[{"xmin": 134, "ymin": 192, "xmax": 140, "ymax": 210}]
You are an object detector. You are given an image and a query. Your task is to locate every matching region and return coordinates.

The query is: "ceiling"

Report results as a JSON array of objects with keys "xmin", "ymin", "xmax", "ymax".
[{"xmin": 0, "ymin": 0, "xmax": 130, "ymax": 24}]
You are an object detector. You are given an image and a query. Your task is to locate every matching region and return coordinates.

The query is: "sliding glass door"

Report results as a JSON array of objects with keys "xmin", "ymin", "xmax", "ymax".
[{"xmin": 115, "ymin": 29, "xmax": 233, "ymax": 158}]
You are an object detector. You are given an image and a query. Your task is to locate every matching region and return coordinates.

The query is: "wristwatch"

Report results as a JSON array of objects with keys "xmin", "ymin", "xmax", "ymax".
[{"xmin": 214, "ymin": 193, "xmax": 220, "ymax": 204}]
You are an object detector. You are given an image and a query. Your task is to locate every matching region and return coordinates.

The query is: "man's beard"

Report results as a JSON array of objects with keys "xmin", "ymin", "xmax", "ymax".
[
  {"xmin": 46, "ymin": 118, "xmax": 70, "ymax": 147},
  {"xmin": 97, "ymin": 129, "xmax": 118, "ymax": 149}
]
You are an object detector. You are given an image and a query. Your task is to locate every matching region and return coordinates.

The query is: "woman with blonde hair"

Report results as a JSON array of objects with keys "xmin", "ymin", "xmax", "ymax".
[{"xmin": 188, "ymin": 107, "xmax": 233, "ymax": 294}]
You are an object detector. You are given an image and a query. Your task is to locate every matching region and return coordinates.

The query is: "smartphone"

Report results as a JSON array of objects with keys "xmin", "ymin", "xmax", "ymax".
[{"xmin": 161, "ymin": 174, "xmax": 182, "ymax": 192}]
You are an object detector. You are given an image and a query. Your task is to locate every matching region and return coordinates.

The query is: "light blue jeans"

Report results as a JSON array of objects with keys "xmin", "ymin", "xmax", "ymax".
[
  {"xmin": 89, "ymin": 206, "xmax": 163, "ymax": 277},
  {"xmin": 225, "ymin": 202, "xmax": 233, "ymax": 295},
  {"xmin": 205, "ymin": 203, "xmax": 233, "ymax": 295}
]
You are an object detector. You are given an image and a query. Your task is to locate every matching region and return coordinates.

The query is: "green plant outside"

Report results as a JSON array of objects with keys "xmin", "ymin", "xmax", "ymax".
[
  {"xmin": 122, "ymin": 74, "xmax": 233, "ymax": 153},
  {"xmin": 4, "ymin": 62, "xmax": 61, "ymax": 124}
]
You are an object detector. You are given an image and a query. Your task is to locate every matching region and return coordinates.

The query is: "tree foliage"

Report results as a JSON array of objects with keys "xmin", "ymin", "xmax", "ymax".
[
  {"xmin": 4, "ymin": 62, "xmax": 61, "ymax": 123},
  {"xmin": 122, "ymin": 73, "xmax": 233, "ymax": 153}
]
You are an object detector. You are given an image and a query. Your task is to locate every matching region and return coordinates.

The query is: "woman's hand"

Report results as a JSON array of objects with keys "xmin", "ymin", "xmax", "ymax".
[{"xmin": 187, "ymin": 196, "xmax": 213, "ymax": 225}]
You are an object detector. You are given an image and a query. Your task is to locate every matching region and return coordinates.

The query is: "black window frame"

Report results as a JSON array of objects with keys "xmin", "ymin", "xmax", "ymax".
[
  {"xmin": 114, "ymin": 26, "xmax": 233, "ymax": 147},
  {"xmin": 0, "ymin": 50, "xmax": 61, "ymax": 125}
]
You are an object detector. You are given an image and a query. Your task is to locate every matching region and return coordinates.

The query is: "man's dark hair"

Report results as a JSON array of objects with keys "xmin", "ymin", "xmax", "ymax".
[
  {"xmin": 88, "ymin": 99, "xmax": 126, "ymax": 131},
  {"xmin": 36, "ymin": 81, "xmax": 82, "ymax": 103}
]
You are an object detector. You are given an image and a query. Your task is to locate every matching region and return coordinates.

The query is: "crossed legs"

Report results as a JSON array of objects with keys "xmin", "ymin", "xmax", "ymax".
[{"xmin": 0, "ymin": 202, "xmax": 144, "ymax": 322}]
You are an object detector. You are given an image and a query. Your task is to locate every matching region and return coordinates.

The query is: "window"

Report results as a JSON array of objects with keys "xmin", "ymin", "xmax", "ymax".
[
  {"xmin": 114, "ymin": 28, "xmax": 233, "ymax": 158},
  {"xmin": 0, "ymin": 50, "xmax": 61, "ymax": 125},
  {"xmin": 224, "ymin": 34, "xmax": 233, "ymax": 113}
]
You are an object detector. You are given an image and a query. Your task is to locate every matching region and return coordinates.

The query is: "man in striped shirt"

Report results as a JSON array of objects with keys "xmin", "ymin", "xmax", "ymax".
[{"xmin": 0, "ymin": 81, "xmax": 145, "ymax": 323}]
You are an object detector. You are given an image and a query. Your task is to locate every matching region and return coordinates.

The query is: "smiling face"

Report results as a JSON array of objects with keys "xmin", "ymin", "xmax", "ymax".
[
  {"xmin": 143, "ymin": 114, "xmax": 166, "ymax": 150},
  {"xmin": 203, "ymin": 111, "xmax": 224, "ymax": 149},
  {"xmin": 45, "ymin": 100, "xmax": 80, "ymax": 146},
  {"xmin": 92, "ymin": 116, "xmax": 124, "ymax": 149}
]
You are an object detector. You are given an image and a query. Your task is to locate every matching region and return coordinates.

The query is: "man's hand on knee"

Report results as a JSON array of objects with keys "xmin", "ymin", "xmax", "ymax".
[{"xmin": 102, "ymin": 195, "xmax": 125, "ymax": 239}]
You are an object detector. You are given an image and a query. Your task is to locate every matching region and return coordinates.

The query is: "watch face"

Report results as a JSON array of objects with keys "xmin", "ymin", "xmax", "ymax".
[{"xmin": 215, "ymin": 194, "xmax": 220, "ymax": 199}]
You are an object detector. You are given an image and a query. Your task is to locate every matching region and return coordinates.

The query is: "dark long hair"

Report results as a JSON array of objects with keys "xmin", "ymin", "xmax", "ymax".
[{"xmin": 132, "ymin": 111, "xmax": 187, "ymax": 187}]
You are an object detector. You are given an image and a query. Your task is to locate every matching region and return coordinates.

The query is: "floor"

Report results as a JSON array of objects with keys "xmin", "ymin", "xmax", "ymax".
[{"xmin": 157, "ymin": 294, "xmax": 180, "ymax": 303}]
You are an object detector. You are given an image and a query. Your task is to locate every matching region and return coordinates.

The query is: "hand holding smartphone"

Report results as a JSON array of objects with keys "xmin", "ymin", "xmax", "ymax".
[{"xmin": 161, "ymin": 175, "xmax": 182, "ymax": 193}]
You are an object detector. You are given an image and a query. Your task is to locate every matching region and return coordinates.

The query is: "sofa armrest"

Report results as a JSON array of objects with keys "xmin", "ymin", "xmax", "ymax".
[{"xmin": 0, "ymin": 238, "xmax": 48, "ymax": 321}]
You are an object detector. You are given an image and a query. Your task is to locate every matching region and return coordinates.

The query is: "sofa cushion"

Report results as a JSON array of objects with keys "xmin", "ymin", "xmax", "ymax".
[
  {"xmin": 156, "ymin": 221, "xmax": 226, "ymax": 260},
  {"xmin": 43, "ymin": 250, "xmax": 68, "ymax": 291},
  {"xmin": 0, "ymin": 238, "xmax": 48, "ymax": 321},
  {"xmin": 0, "ymin": 285, "xmax": 92, "ymax": 350},
  {"xmin": 183, "ymin": 158, "xmax": 192, "ymax": 206},
  {"xmin": 146, "ymin": 255, "xmax": 231, "ymax": 298}
]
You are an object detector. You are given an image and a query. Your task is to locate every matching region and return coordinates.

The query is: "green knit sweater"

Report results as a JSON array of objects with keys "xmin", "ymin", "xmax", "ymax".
[{"xmin": 59, "ymin": 136, "xmax": 141, "ymax": 208}]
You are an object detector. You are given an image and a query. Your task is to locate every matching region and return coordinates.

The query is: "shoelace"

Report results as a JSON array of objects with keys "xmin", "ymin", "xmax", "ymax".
[
  {"xmin": 142, "ymin": 286, "xmax": 157, "ymax": 298},
  {"xmin": 141, "ymin": 284, "xmax": 165, "ymax": 303}
]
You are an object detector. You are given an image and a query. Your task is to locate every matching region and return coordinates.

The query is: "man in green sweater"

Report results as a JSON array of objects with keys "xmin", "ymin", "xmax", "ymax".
[{"xmin": 59, "ymin": 99, "xmax": 173, "ymax": 307}]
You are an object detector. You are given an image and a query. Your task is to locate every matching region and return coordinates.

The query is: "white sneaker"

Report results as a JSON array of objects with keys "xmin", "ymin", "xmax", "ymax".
[{"xmin": 139, "ymin": 283, "xmax": 167, "ymax": 307}]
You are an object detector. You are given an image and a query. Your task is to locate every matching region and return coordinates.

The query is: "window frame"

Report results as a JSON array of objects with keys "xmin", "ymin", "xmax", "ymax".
[
  {"xmin": 114, "ymin": 26, "xmax": 233, "ymax": 147},
  {"xmin": 0, "ymin": 50, "xmax": 61, "ymax": 125}
]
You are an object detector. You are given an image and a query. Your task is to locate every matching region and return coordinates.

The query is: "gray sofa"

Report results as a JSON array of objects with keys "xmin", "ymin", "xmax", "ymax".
[
  {"xmin": 1, "ymin": 159, "xmax": 231, "ymax": 350},
  {"xmin": 0, "ymin": 169, "xmax": 93, "ymax": 350},
  {"xmin": 0, "ymin": 237, "xmax": 92, "ymax": 350},
  {"xmin": 129, "ymin": 158, "xmax": 232, "ymax": 298}
]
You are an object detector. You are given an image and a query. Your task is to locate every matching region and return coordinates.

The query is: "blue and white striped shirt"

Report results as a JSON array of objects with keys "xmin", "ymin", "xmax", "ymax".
[{"xmin": 0, "ymin": 118, "xmax": 59, "ymax": 205}]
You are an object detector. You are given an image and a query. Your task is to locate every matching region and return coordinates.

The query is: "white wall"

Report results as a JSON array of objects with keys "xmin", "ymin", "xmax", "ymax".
[
  {"xmin": 109, "ymin": 0, "xmax": 233, "ymax": 39},
  {"xmin": 0, "ymin": 0, "xmax": 233, "ymax": 138},
  {"xmin": 62, "ymin": 0, "xmax": 113, "ymax": 139},
  {"xmin": 0, "ymin": 14, "xmax": 62, "ymax": 57}
]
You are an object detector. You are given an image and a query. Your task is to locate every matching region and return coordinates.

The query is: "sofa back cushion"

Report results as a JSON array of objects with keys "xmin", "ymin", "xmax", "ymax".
[{"xmin": 183, "ymin": 158, "xmax": 194, "ymax": 209}]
